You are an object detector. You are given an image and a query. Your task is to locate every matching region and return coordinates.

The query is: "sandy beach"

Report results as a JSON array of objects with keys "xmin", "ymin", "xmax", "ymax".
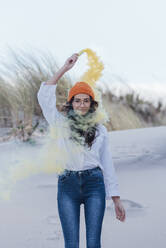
[{"xmin": 0, "ymin": 126, "xmax": 166, "ymax": 248}]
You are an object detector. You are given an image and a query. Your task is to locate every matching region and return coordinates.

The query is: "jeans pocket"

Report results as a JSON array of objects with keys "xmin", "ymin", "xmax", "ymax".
[
  {"xmin": 90, "ymin": 169, "xmax": 103, "ymax": 180},
  {"xmin": 58, "ymin": 173, "xmax": 69, "ymax": 183}
]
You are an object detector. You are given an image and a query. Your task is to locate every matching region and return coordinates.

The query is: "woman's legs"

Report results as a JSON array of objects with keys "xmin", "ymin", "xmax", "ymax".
[
  {"xmin": 84, "ymin": 195, "xmax": 105, "ymax": 248},
  {"xmin": 57, "ymin": 167, "xmax": 106, "ymax": 248},
  {"xmin": 83, "ymin": 168, "xmax": 106, "ymax": 248},
  {"xmin": 57, "ymin": 194, "xmax": 80, "ymax": 248},
  {"xmin": 57, "ymin": 173, "xmax": 81, "ymax": 248}
]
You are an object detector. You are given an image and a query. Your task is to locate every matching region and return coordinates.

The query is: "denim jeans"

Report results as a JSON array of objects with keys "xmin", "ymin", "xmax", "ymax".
[{"xmin": 57, "ymin": 166, "xmax": 106, "ymax": 248}]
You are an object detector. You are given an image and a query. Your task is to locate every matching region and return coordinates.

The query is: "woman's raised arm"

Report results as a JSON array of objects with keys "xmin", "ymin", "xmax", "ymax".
[
  {"xmin": 45, "ymin": 53, "xmax": 79, "ymax": 85},
  {"xmin": 37, "ymin": 53, "xmax": 79, "ymax": 125}
]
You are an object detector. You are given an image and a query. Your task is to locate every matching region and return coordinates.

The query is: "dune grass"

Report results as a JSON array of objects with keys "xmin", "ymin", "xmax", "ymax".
[
  {"xmin": 0, "ymin": 48, "xmax": 165, "ymax": 142},
  {"xmin": 0, "ymin": 48, "xmax": 71, "ymax": 141}
]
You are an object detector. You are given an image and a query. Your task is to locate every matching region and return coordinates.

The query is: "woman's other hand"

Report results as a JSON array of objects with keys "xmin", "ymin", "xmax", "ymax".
[
  {"xmin": 63, "ymin": 53, "xmax": 79, "ymax": 71},
  {"xmin": 114, "ymin": 200, "xmax": 126, "ymax": 222}
]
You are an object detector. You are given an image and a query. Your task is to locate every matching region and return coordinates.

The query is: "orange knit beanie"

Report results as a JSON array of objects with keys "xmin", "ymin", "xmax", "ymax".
[{"xmin": 67, "ymin": 82, "xmax": 95, "ymax": 102}]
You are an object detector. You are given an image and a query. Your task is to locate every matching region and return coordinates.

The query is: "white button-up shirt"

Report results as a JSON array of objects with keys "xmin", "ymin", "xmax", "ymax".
[{"xmin": 37, "ymin": 82, "xmax": 120, "ymax": 200}]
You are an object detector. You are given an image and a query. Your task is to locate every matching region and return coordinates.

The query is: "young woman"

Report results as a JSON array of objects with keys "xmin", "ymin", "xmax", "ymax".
[{"xmin": 37, "ymin": 53, "xmax": 126, "ymax": 248}]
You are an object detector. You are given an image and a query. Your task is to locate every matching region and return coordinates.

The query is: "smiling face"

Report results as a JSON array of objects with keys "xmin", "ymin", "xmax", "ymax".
[{"xmin": 72, "ymin": 93, "xmax": 91, "ymax": 115}]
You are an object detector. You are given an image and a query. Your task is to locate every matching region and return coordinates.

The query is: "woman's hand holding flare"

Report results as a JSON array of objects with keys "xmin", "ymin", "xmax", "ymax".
[
  {"xmin": 46, "ymin": 53, "xmax": 79, "ymax": 85},
  {"xmin": 63, "ymin": 53, "xmax": 79, "ymax": 72}
]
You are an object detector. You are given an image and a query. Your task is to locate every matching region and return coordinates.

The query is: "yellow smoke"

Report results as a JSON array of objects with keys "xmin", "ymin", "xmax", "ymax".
[
  {"xmin": 0, "ymin": 48, "xmax": 109, "ymax": 201},
  {"xmin": 78, "ymin": 48, "xmax": 104, "ymax": 88}
]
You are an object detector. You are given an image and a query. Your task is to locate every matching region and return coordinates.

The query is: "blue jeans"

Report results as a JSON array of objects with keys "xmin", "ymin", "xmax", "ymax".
[{"xmin": 57, "ymin": 166, "xmax": 106, "ymax": 248}]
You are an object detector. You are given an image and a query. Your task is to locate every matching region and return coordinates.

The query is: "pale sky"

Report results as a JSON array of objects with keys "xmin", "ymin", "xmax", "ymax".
[{"xmin": 0, "ymin": 0, "xmax": 166, "ymax": 90}]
